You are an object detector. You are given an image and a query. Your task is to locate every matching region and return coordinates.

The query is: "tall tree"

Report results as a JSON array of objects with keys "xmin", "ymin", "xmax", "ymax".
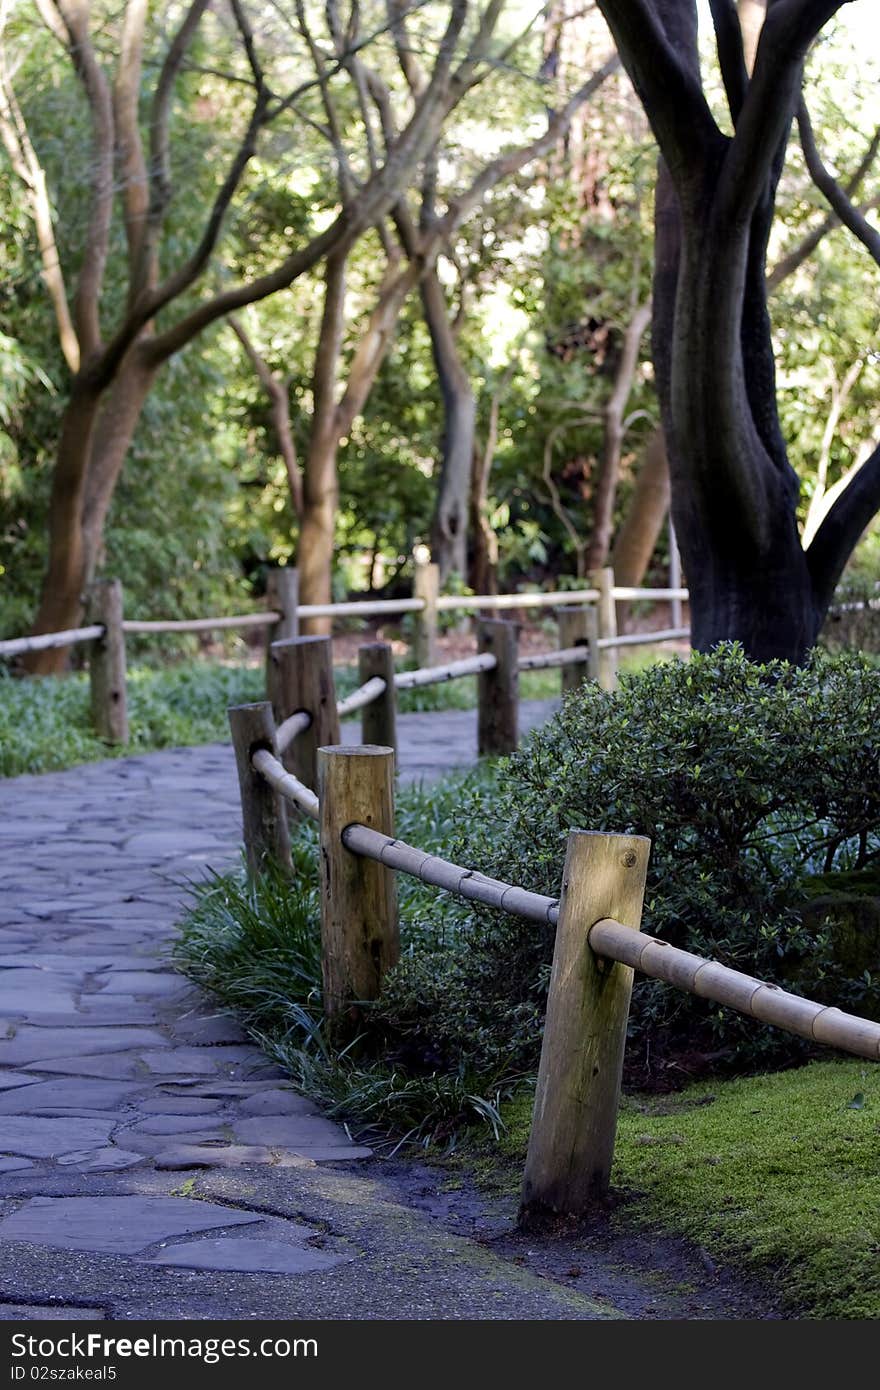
[
  {"xmin": 595, "ymin": 0, "xmax": 880, "ymax": 660},
  {"xmin": 0, "ymin": 0, "xmax": 485, "ymax": 669}
]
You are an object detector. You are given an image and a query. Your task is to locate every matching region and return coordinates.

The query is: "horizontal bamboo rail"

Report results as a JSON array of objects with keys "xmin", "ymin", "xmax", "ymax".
[
  {"xmin": 393, "ymin": 651, "xmax": 497, "ymax": 690},
  {"xmin": 342, "ymin": 823, "xmax": 560, "ymax": 925},
  {"xmin": 589, "ymin": 919, "xmax": 880, "ymax": 1061},
  {"xmin": 336, "ymin": 676, "xmax": 387, "ymax": 717},
  {"xmin": 251, "ymin": 746, "xmax": 319, "ymax": 820},
  {"xmin": 597, "ymin": 626, "xmax": 690, "ymax": 650},
  {"xmin": 123, "ymin": 612, "xmax": 279, "ymax": 633},
  {"xmin": 435, "ymin": 589, "xmax": 600, "ymax": 612},
  {"xmin": 275, "ymin": 708, "xmax": 312, "ymax": 756},
  {"xmin": 0, "ymin": 624, "xmax": 104, "ymax": 657},
  {"xmin": 518, "ymin": 645, "xmax": 588, "ymax": 673},
  {"xmin": 611, "ymin": 587, "xmax": 689, "ymax": 601},
  {"xmin": 297, "ymin": 598, "xmax": 424, "ymax": 619}
]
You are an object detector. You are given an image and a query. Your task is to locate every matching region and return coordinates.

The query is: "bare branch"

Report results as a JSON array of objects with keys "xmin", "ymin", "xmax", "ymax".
[
  {"xmin": 807, "ymin": 440, "xmax": 880, "ymax": 611},
  {"xmin": 114, "ymin": 0, "xmax": 149, "ymax": 301},
  {"xmin": 767, "ymin": 121, "xmax": 880, "ymax": 290},
  {"xmin": 0, "ymin": 5, "xmax": 79, "ymax": 370},
  {"xmin": 52, "ymin": 0, "xmax": 114, "ymax": 357},
  {"xmin": 801, "ymin": 356, "xmax": 863, "ymax": 546},
  {"xmin": 229, "ymin": 313, "xmax": 303, "ymax": 518},
  {"xmin": 797, "ymin": 99, "xmax": 880, "ymax": 267},
  {"xmin": 708, "ymin": 0, "xmax": 749, "ymax": 123},
  {"xmin": 294, "ymin": 0, "xmax": 357, "ymax": 202}
]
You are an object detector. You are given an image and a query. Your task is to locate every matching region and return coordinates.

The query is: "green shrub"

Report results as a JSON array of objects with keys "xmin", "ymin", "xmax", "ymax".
[{"xmin": 440, "ymin": 644, "xmax": 880, "ymax": 1068}]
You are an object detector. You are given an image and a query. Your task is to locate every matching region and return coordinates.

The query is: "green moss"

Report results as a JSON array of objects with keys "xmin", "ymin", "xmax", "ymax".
[{"xmin": 463, "ymin": 1060, "xmax": 880, "ymax": 1319}]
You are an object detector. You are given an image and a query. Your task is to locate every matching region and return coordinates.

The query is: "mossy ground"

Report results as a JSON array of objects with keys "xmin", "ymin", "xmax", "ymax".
[{"xmin": 464, "ymin": 1059, "xmax": 880, "ymax": 1319}]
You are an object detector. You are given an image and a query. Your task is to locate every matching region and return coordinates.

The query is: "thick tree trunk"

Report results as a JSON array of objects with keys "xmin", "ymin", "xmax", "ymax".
[
  {"xmin": 298, "ymin": 430, "xmax": 338, "ymax": 637},
  {"xmin": 24, "ymin": 348, "xmax": 155, "ymax": 673},
  {"xmin": 421, "ymin": 269, "xmax": 475, "ymax": 584}
]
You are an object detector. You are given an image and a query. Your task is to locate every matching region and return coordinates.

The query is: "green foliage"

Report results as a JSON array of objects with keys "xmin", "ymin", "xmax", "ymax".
[
  {"xmin": 0, "ymin": 661, "xmax": 265, "ymax": 776},
  {"xmin": 452, "ymin": 646, "xmax": 880, "ymax": 1065}
]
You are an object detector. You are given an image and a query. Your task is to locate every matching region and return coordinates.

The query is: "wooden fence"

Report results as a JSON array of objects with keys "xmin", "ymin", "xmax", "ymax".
[
  {"xmin": 0, "ymin": 563, "xmax": 690, "ymax": 745},
  {"xmin": 228, "ymin": 628, "xmax": 880, "ymax": 1228}
]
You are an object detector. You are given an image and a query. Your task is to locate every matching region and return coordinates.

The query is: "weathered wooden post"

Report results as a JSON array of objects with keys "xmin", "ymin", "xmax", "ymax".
[
  {"xmin": 86, "ymin": 579, "xmax": 128, "ymax": 744},
  {"xmin": 413, "ymin": 557, "xmax": 439, "ymax": 669},
  {"xmin": 358, "ymin": 642, "xmax": 397, "ymax": 761},
  {"xmin": 228, "ymin": 702, "xmax": 291, "ymax": 876},
  {"xmin": 265, "ymin": 567, "xmax": 299, "ymax": 683},
  {"xmin": 590, "ymin": 566, "xmax": 619, "ymax": 692},
  {"xmin": 520, "ymin": 830, "xmax": 650, "ymax": 1226},
  {"xmin": 318, "ymin": 745, "xmax": 398, "ymax": 1032},
  {"xmin": 268, "ymin": 635, "xmax": 339, "ymax": 788},
  {"xmin": 477, "ymin": 618, "xmax": 518, "ymax": 757},
  {"xmin": 557, "ymin": 605, "xmax": 600, "ymax": 695}
]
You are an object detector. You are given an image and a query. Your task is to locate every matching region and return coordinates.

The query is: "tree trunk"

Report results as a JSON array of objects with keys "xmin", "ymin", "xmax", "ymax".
[
  {"xmin": 298, "ymin": 430, "xmax": 339, "ymax": 637},
  {"xmin": 610, "ymin": 427, "xmax": 670, "ymax": 587},
  {"xmin": 24, "ymin": 348, "xmax": 156, "ymax": 673},
  {"xmin": 421, "ymin": 268, "xmax": 475, "ymax": 584}
]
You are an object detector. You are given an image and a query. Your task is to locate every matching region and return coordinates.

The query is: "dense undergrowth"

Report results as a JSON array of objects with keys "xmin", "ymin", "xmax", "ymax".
[{"xmin": 0, "ymin": 655, "xmax": 562, "ymax": 777}]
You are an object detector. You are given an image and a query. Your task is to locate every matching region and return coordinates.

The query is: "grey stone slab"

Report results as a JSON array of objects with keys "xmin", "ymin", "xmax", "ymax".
[
  {"xmin": 118, "ymin": 1130, "xmax": 229, "ymax": 1157},
  {"xmin": 0, "ymin": 1156, "xmax": 34, "ymax": 1172},
  {"xmin": 0, "ymin": 1196, "xmax": 261, "ymax": 1255},
  {"xmin": 136, "ymin": 1095, "xmax": 222, "ymax": 1116},
  {"xmin": 95, "ymin": 971, "xmax": 187, "ymax": 998},
  {"xmin": 235, "ymin": 1088, "xmax": 320, "ymax": 1117},
  {"xmin": 1, "ymin": 1116, "xmax": 114, "ymax": 1158},
  {"xmin": 170, "ymin": 1013, "xmax": 248, "ymax": 1045},
  {"xmin": 0, "ymin": 1071, "xmax": 40, "ymax": 1091},
  {"xmin": 0, "ymin": 1026, "xmax": 168, "ymax": 1065},
  {"xmin": 24, "ymin": 1053, "xmax": 151, "ymax": 1079},
  {"xmin": 137, "ymin": 1050, "xmax": 223, "ymax": 1077},
  {"xmin": 148, "ymin": 1237, "xmax": 351, "ymax": 1275},
  {"xmin": 125, "ymin": 831, "xmax": 229, "ymax": 856},
  {"xmin": 57, "ymin": 1147, "xmax": 145, "ymax": 1173},
  {"xmin": 0, "ymin": 1079, "xmax": 141, "ymax": 1114},
  {"xmin": 233, "ymin": 1115, "xmax": 357, "ymax": 1148},
  {"xmin": 153, "ymin": 1145, "xmax": 315, "ymax": 1171},
  {"xmin": 125, "ymin": 1114, "xmax": 230, "ymax": 1137}
]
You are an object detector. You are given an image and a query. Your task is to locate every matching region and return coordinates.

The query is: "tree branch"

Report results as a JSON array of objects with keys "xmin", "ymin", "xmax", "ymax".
[
  {"xmin": 52, "ymin": 0, "xmax": 114, "ymax": 357},
  {"xmin": 229, "ymin": 313, "xmax": 303, "ymax": 518},
  {"xmin": 595, "ymin": 0, "xmax": 720, "ymax": 184},
  {"xmin": 0, "ymin": 5, "xmax": 79, "ymax": 370},
  {"xmin": 708, "ymin": 0, "xmax": 749, "ymax": 123},
  {"xmin": 114, "ymin": 0, "xmax": 149, "ymax": 305},
  {"xmin": 807, "ymin": 440, "xmax": 880, "ymax": 611},
  {"xmin": 798, "ymin": 99, "xmax": 880, "ymax": 267}
]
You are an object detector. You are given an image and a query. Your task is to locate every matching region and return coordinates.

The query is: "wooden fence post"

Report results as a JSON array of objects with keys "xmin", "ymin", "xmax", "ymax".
[
  {"xmin": 228, "ymin": 702, "xmax": 291, "ymax": 876},
  {"xmin": 268, "ymin": 635, "xmax": 340, "ymax": 789},
  {"xmin": 318, "ymin": 745, "xmax": 398, "ymax": 1032},
  {"xmin": 557, "ymin": 605, "xmax": 600, "ymax": 695},
  {"xmin": 413, "ymin": 558, "xmax": 439, "ymax": 668},
  {"xmin": 591, "ymin": 566, "xmax": 619, "ymax": 692},
  {"xmin": 520, "ymin": 829, "xmax": 650, "ymax": 1226},
  {"xmin": 358, "ymin": 642, "xmax": 397, "ymax": 761},
  {"xmin": 266, "ymin": 566, "xmax": 299, "ymax": 641},
  {"xmin": 477, "ymin": 618, "xmax": 518, "ymax": 756},
  {"xmin": 86, "ymin": 579, "xmax": 128, "ymax": 744}
]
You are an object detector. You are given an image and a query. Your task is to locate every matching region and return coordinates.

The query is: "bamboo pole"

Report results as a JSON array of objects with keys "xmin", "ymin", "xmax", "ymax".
[
  {"xmin": 228, "ymin": 702, "xmax": 291, "ymax": 875},
  {"xmin": 336, "ymin": 676, "xmax": 388, "ymax": 718},
  {"xmin": 477, "ymin": 619, "xmax": 518, "ymax": 757},
  {"xmin": 358, "ymin": 643, "xmax": 397, "ymax": 759},
  {"xmin": 413, "ymin": 559, "xmax": 439, "ymax": 668},
  {"xmin": 122, "ymin": 613, "xmax": 277, "ymax": 634},
  {"xmin": 268, "ymin": 636, "xmax": 340, "ymax": 789},
  {"xmin": 521, "ymin": 830, "xmax": 650, "ymax": 1224},
  {"xmin": 589, "ymin": 921, "xmax": 880, "ymax": 1061},
  {"xmin": 318, "ymin": 745, "xmax": 398, "ymax": 1033},
  {"xmin": 86, "ymin": 579, "xmax": 128, "ymax": 744},
  {"xmin": 0, "ymin": 625, "xmax": 104, "ymax": 657},
  {"xmin": 393, "ymin": 652, "xmax": 496, "ymax": 690}
]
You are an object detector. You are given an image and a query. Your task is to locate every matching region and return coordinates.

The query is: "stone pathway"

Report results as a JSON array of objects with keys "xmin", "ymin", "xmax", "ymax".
[{"xmin": 4, "ymin": 700, "xmax": 652, "ymax": 1320}]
